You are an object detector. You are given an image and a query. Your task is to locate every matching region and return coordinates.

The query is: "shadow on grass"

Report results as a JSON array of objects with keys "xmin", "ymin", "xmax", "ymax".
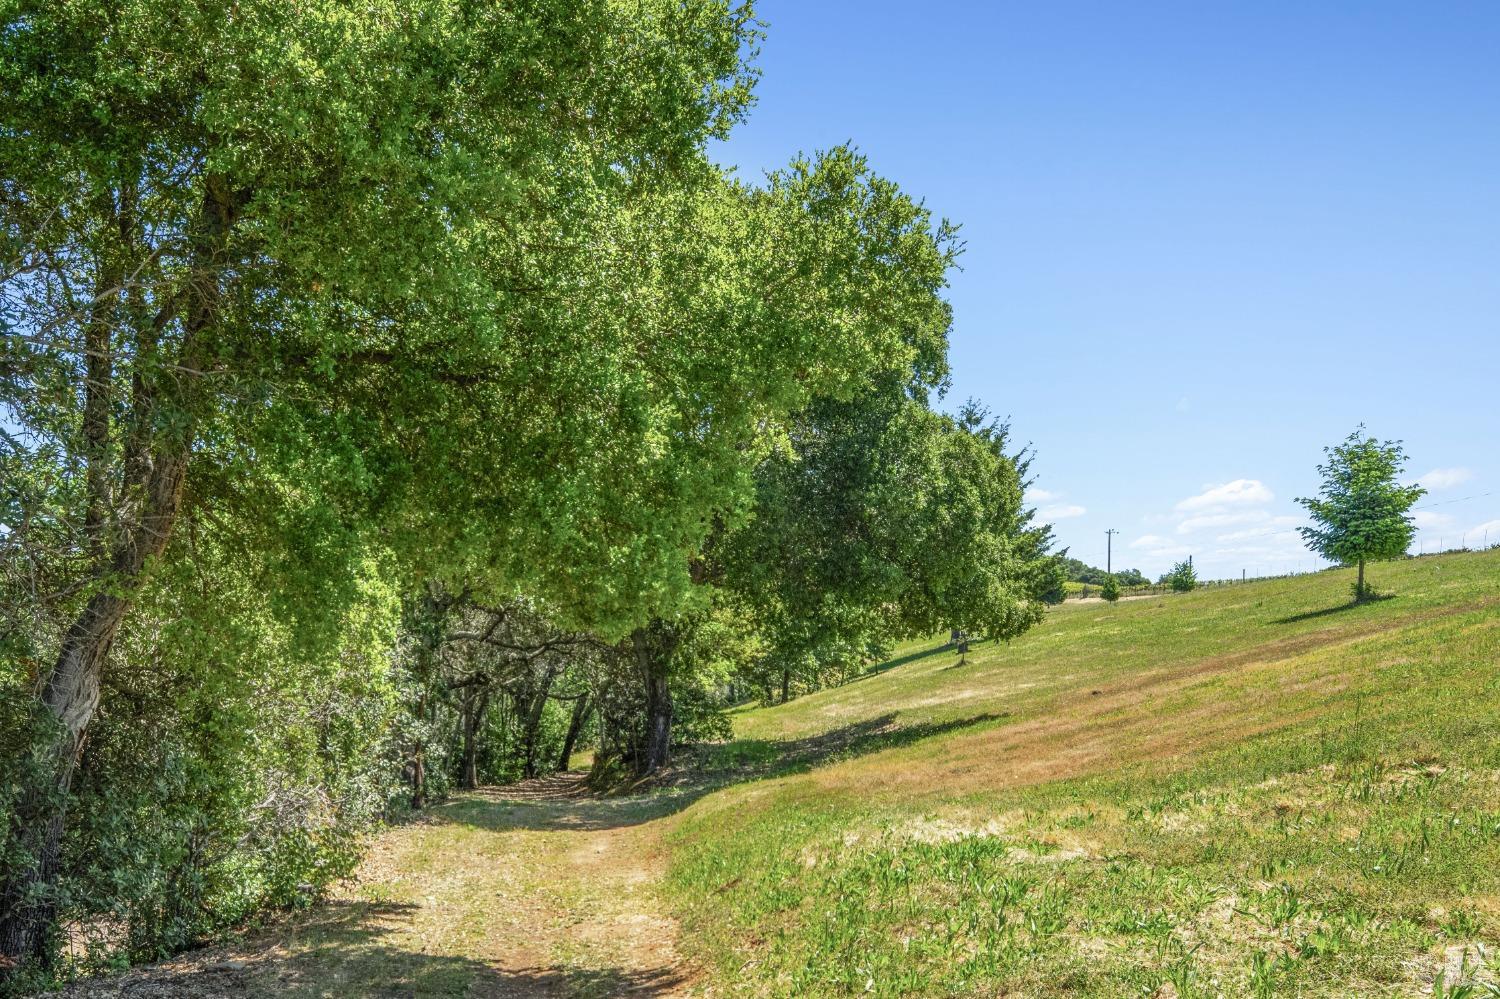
[
  {"xmin": 436, "ymin": 711, "xmax": 1011, "ymax": 835},
  {"xmin": 691, "ymin": 711, "xmax": 1011, "ymax": 786},
  {"xmin": 839, "ymin": 641, "xmax": 952, "ymax": 684},
  {"xmin": 56, "ymin": 901, "xmax": 683, "ymax": 998},
  {"xmin": 1275, "ymin": 593, "xmax": 1396, "ymax": 625}
]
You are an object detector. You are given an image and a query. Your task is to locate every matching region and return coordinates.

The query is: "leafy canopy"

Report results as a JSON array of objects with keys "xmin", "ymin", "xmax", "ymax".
[
  {"xmin": 0, "ymin": 0, "xmax": 962, "ymax": 644},
  {"xmin": 1, "ymin": 0, "xmax": 971, "ymax": 975},
  {"xmin": 718, "ymin": 392, "xmax": 1062, "ymax": 688}
]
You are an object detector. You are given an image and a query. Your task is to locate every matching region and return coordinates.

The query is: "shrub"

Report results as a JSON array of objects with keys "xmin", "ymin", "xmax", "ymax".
[{"xmin": 1168, "ymin": 559, "xmax": 1198, "ymax": 592}]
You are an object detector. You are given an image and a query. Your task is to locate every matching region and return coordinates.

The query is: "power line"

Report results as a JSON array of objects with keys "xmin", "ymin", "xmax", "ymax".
[{"xmin": 1413, "ymin": 490, "xmax": 1496, "ymax": 511}]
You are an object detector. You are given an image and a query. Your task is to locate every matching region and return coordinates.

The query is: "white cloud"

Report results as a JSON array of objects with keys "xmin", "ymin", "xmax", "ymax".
[
  {"xmin": 1029, "ymin": 488, "xmax": 1084, "ymax": 520},
  {"xmin": 1126, "ymin": 477, "xmax": 1324, "ymax": 578},
  {"xmin": 1175, "ymin": 479, "xmax": 1274, "ymax": 513},
  {"xmin": 1129, "ymin": 534, "xmax": 1194, "ymax": 559},
  {"xmin": 1215, "ymin": 518, "xmax": 1301, "ymax": 543},
  {"xmin": 1177, "ymin": 510, "xmax": 1271, "ymax": 534},
  {"xmin": 1413, "ymin": 510, "xmax": 1454, "ymax": 529},
  {"xmin": 1417, "ymin": 467, "xmax": 1474, "ymax": 491},
  {"xmin": 1468, "ymin": 520, "xmax": 1500, "ymax": 544}
]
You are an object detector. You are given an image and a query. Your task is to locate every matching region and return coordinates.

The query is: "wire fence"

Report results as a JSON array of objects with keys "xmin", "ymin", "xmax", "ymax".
[{"xmin": 1066, "ymin": 541, "xmax": 1499, "ymax": 601}]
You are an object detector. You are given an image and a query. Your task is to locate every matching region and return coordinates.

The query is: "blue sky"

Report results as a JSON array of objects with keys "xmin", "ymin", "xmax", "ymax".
[{"xmin": 713, "ymin": 0, "xmax": 1500, "ymax": 580}]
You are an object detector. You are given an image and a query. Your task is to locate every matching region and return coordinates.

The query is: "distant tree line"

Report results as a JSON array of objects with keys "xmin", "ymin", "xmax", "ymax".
[
  {"xmin": 0, "ymin": 2, "xmax": 1063, "ymax": 989},
  {"xmin": 1059, "ymin": 557, "xmax": 1149, "ymax": 588}
]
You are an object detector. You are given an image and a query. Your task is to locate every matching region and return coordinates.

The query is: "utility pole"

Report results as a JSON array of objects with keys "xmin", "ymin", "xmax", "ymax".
[{"xmin": 1105, "ymin": 529, "xmax": 1118, "ymax": 575}]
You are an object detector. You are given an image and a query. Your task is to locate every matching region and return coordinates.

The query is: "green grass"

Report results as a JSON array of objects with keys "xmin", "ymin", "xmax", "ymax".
[{"xmin": 666, "ymin": 551, "xmax": 1500, "ymax": 997}]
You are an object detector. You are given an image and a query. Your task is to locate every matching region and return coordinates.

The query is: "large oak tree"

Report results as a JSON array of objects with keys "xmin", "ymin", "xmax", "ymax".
[
  {"xmin": 718, "ymin": 392, "xmax": 1064, "ymax": 703},
  {"xmin": 0, "ymin": 0, "xmax": 954, "ymax": 971}
]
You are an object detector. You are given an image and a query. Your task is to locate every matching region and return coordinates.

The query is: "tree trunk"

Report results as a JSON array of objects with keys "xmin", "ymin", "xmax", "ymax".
[
  {"xmin": 0, "ymin": 443, "xmax": 192, "ymax": 969},
  {"xmin": 458, "ymin": 689, "xmax": 489, "ymax": 790},
  {"xmin": 521, "ymin": 665, "xmax": 559, "ymax": 779},
  {"xmin": 631, "ymin": 624, "xmax": 677, "ymax": 776},
  {"xmin": 780, "ymin": 668, "xmax": 791, "ymax": 704},
  {"xmin": 82, "ymin": 254, "xmax": 120, "ymax": 562},
  {"xmin": 406, "ymin": 588, "xmax": 455, "ymax": 808},
  {"xmin": 409, "ymin": 685, "xmax": 430, "ymax": 808},
  {"xmin": 460, "ymin": 697, "xmax": 477, "ymax": 790},
  {"xmin": 0, "ymin": 177, "xmax": 239, "ymax": 975},
  {"xmin": 558, "ymin": 693, "xmax": 592, "ymax": 772},
  {"xmin": 408, "ymin": 750, "xmax": 427, "ymax": 810}
]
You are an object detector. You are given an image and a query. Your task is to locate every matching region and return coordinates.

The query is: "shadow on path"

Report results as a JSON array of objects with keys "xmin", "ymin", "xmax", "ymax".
[
  {"xmin": 56, "ymin": 700, "xmax": 1016, "ymax": 995},
  {"xmin": 53, "ymin": 902, "xmax": 684, "ymax": 998},
  {"xmin": 441, "ymin": 781, "xmax": 695, "ymax": 834}
]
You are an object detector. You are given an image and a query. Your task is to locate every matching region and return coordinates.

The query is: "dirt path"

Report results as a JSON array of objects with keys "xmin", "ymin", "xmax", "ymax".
[{"xmin": 57, "ymin": 774, "xmax": 694, "ymax": 998}]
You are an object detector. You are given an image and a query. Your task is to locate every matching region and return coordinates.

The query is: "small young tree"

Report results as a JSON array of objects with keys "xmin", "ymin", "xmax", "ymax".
[
  {"xmin": 1167, "ymin": 559, "xmax": 1198, "ymax": 592},
  {"xmin": 1100, "ymin": 574, "xmax": 1121, "ymax": 602},
  {"xmin": 1296, "ymin": 429, "xmax": 1425, "ymax": 601}
]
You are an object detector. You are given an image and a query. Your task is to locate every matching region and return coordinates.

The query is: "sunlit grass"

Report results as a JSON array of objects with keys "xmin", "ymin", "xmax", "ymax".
[{"xmin": 668, "ymin": 550, "xmax": 1500, "ymax": 997}]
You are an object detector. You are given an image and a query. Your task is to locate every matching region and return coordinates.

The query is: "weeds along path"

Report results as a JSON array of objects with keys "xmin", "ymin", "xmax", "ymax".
[{"xmin": 56, "ymin": 773, "xmax": 694, "ymax": 998}]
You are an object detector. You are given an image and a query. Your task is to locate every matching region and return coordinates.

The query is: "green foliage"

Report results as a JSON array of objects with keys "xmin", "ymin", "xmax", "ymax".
[
  {"xmin": 3, "ymin": 534, "xmax": 405, "ymax": 974},
  {"xmin": 667, "ymin": 599, "xmax": 763, "ymax": 742},
  {"xmin": 0, "ymin": 0, "xmax": 783, "ymax": 674},
  {"xmin": 1297, "ymin": 428, "xmax": 1425, "ymax": 599},
  {"xmin": 1058, "ymin": 557, "xmax": 1148, "ymax": 587},
  {"xmin": 1166, "ymin": 559, "xmax": 1198, "ymax": 592},
  {"xmin": 1, "ymin": 0, "xmax": 790, "ymax": 978},
  {"xmin": 1100, "ymin": 575, "xmax": 1121, "ymax": 602},
  {"xmin": 718, "ymin": 395, "xmax": 1062, "ymax": 699},
  {"xmin": 0, "ymin": 0, "xmax": 1064, "ymax": 983}
]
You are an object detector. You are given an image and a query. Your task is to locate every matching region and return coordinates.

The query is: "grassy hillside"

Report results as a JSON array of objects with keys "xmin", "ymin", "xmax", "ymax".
[{"xmin": 665, "ymin": 550, "xmax": 1500, "ymax": 997}]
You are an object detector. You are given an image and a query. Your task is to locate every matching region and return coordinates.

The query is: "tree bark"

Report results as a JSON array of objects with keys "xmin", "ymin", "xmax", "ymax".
[
  {"xmin": 406, "ymin": 587, "xmax": 457, "ymax": 809},
  {"xmin": 0, "ymin": 433, "xmax": 193, "ymax": 968},
  {"xmin": 82, "ymin": 242, "xmax": 120, "ymax": 561},
  {"xmin": 631, "ymin": 624, "xmax": 677, "ymax": 776},
  {"xmin": 0, "ymin": 178, "xmax": 237, "ymax": 972},
  {"xmin": 408, "ymin": 751, "xmax": 427, "ymax": 810},
  {"xmin": 520, "ymin": 665, "xmax": 559, "ymax": 779},
  {"xmin": 780, "ymin": 668, "xmax": 791, "ymax": 704},
  {"xmin": 558, "ymin": 693, "xmax": 592, "ymax": 772},
  {"xmin": 458, "ymin": 689, "xmax": 490, "ymax": 790}
]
